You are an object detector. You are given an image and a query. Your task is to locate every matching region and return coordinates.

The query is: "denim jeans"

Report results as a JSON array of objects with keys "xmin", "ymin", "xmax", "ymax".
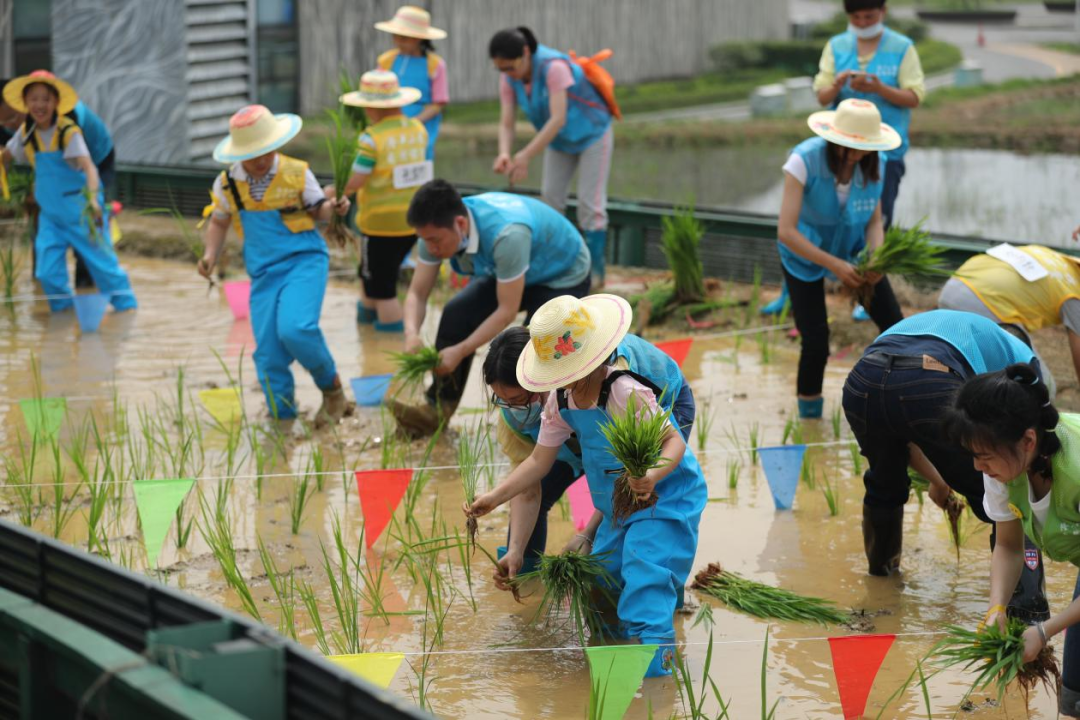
[
  {"xmin": 1065, "ymin": 570, "xmax": 1080, "ymax": 697},
  {"xmin": 881, "ymin": 157, "xmax": 905, "ymax": 230}
]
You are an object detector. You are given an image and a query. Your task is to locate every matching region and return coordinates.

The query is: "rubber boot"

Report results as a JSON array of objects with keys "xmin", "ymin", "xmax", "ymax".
[
  {"xmin": 862, "ymin": 503, "xmax": 903, "ymax": 576},
  {"xmin": 315, "ymin": 375, "xmax": 346, "ymax": 429},
  {"xmin": 990, "ymin": 531, "xmax": 1051, "ymax": 625},
  {"xmin": 375, "ymin": 320, "xmax": 404, "ymax": 333},
  {"xmin": 760, "ymin": 284, "xmax": 789, "ymax": 316},
  {"xmin": 356, "ymin": 302, "xmax": 376, "ymax": 324},
  {"xmin": 1060, "ymin": 684, "xmax": 1080, "ymax": 717},
  {"xmin": 641, "ymin": 636, "xmax": 676, "ymax": 677},
  {"xmin": 852, "ymin": 304, "xmax": 870, "ymax": 322},
  {"xmin": 584, "ymin": 230, "xmax": 607, "ymax": 286},
  {"xmin": 798, "ymin": 397, "xmax": 824, "ymax": 419}
]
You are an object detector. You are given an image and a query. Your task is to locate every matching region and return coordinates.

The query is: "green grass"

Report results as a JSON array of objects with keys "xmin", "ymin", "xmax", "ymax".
[{"xmin": 1044, "ymin": 42, "xmax": 1080, "ymax": 56}]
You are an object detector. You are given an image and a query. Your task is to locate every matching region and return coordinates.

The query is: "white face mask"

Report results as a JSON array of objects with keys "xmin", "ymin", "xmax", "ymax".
[{"xmin": 848, "ymin": 21, "xmax": 884, "ymax": 40}]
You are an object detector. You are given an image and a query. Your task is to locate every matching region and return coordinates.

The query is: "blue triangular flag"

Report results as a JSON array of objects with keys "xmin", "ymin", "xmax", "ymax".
[
  {"xmin": 73, "ymin": 293, "xmax": 110, "ymax": 333},
  {"xmin": 350, "ymin": 374, "xmax": 393, "ymax": 407},
  {"xmin": 759, "ymin": 444, "xmax": 806, "ymax": 510}
]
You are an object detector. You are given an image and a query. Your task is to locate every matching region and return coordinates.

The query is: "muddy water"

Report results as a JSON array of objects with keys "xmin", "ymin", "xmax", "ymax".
[{"xmin": 0, "ymin": 252, "xmax": 1071, "ymax": 718}]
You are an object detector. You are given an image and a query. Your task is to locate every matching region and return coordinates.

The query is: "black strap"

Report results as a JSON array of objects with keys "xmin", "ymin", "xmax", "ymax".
[
  {"xmin": 597, "ymin": 370, "xmax": 663, "ymax": 410},
  {"xmin": 224, "ymin": 172, "xmax": 245, "ymax": 212},
  {"xmin": 24, "ymin": 121, "xmax": 39, "ymax": 153},
  {"xmin": 57, "ymin": 123, "xmax": 73, "ymax": 152}
]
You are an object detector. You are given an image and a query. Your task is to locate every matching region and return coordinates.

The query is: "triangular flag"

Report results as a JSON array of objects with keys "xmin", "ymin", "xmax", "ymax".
[
  {"xmin": 356, "ymin": 469, "xmax": 413, "ymax": 549},
  {"xmin": 223, "ymin": 280, "xmax": 251, "ymax": 320},
  {"xmin": 73, "ymin": 293, "xmax": 110, "ymax": 333},
  {"xmin": 828, "ymin": 634, "xmax": 896, "ymax": 719},
  {"xmin": 19, "ymin": 398, "xmax": 67, "ymax": 441},
  {"xmin": 132, "ymin": 478, "xmax": 195, "ymax": 568},
  {"xmin": 759, "ymin": 444, "xmax": 806, "ymax": 510},
  {"xmin": 654, "ymin": 338, "xmax": 693, "ymax": 368},
  {"xmin": 350, "ymin": 374, "xmax": 393, "ymax": 407},
  {"xmin": 566, "ymin": 475, "xmax": 596, "ymax": 532},
  {"xmin": 198, "ymin": 388, "xmax": 243, "ymax": 426},
  {"xmin": 327, "ymin": 652, "xmax": 404, "ymax": 688},
  {"xmin": 226, "ymin": 318, "xmax": 256, "ymax": 357},
  {"xmin": 585, "ymin": 644, "xmax": 658, "ymax": 720}
]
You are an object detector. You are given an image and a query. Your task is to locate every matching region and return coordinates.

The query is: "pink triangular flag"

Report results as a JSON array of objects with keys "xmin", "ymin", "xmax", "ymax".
[
  {"xmin": 566, "ymin": 475, "xmax": 596, "ymax": 531},
  {"xmin": 223, "ymin": 280, "xmax": 251, "ymax": 320}
]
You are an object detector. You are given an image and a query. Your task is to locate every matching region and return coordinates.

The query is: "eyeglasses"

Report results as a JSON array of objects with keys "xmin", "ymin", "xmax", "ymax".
[{"xmin": 490, "ymin": 391, "xmax": 532, "ymax": 411}]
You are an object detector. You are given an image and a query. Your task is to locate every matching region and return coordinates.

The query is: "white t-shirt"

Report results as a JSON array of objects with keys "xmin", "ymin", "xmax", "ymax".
[
  {"xmin": 783, "ymin": 153, "xmax": 851, "ymax": 208},
  {"xmin": 211, "ymin": 154, "xmax": 326, "ymax": 220},
  {"xmin": 6, "ymin": 125, "xmax": 90, "ymax": 171},
  {"xmin": 982, "ymin": 474, "xmax": 1054, "ymax": 530}
]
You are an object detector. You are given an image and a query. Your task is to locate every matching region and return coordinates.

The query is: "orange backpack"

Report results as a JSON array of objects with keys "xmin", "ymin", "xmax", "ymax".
[{"xmin": 568, "ymin": 49, "xmax": 622, "ymax": 121}]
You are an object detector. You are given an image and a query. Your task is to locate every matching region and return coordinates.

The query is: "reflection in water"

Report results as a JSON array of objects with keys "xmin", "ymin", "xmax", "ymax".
[{"xmin": 0, "ymin": 255, "xmax": 1066, "ymax": 717}]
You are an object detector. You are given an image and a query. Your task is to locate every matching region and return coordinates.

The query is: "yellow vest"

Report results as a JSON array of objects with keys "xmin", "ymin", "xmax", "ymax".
[
  {"xmin": 217, "ymin": 154, "xmax": 316, "ymax": 240},
  {"xmin": 955, "ymin": 245, "xmax": 1080, "ymax": 330},
  {"xmin": 357, "ymin": 115, "xmax": 428, "ymax": 236},
  {"xmin": 21, "ymin": 115, "xmax": 82, "ymax": 169}
]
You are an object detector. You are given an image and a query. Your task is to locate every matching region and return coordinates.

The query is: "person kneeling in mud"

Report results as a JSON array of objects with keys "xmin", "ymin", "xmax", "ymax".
[
  {"xmin": 467, "ymin": 294, "xmax": 706, "ymax": 677},
  {"xmin": 483, "ymin": 325, "xmax": 696, "ymax": 578}
]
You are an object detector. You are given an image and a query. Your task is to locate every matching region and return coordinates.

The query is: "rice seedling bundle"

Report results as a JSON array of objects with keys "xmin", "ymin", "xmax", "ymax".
[
  {"xmin": 691, "ymin": 563, "xmax": 848, "ymax": 626},
  {"xmin": 945, "ymin": 493, "xmax": 965, "ymax": 560},
  {"xmin": 323, "ymin": 75, "xmax": 365, "ymax": 249},
  {"xmin": 599, "ymin": 393, "xmax": 672, "ymax": 524},
  {"xmin": 854, "ymin": 220, "xmax": 947, "ymax": 304},
  {"xmin": 660, "ymin": 205, "xmax": 706, "ymax": 305},
  {"xmin": 390, "ymin": 346, "xmax": 442, "ymax": 390},
  {"xmin": 932, "ymin": 617, "xmax": 1060, "ymax": 704},
  {"xmin": 457, "ymin": 429, "xmax": 484, "ymax": 551},
  {"xmin": 513, "ymin": 550, "xmax": 616, "ymax": 644}
]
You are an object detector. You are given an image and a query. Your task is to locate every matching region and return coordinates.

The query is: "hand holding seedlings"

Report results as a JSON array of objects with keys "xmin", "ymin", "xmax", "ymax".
[
  {"xmin": 627, "ymin": 471, "xmax": 658, "ymax": 501},
  {"xmin": 463, "ymin": 491, "xmax": 497, "ymax": 518},
  {"xmin": 434, "ymin": 343, "xmax": 467, "ymax": 376},
  {"xmin": 493, "ymin": 551, "xmax": 522, "ymax": 591}
]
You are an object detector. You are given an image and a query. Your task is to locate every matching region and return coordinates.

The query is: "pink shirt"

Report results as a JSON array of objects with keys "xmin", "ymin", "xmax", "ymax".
[
  {"xmin": 498, "ymin": 58, "xmax": 574, "ymax": 107},
  {"xmin": 537, "ymin": 368, "xmax": 672, "ymax": 448},
  {"xmin": 430, "ymin": 57, "xmax": 449, "ymax": 104}
]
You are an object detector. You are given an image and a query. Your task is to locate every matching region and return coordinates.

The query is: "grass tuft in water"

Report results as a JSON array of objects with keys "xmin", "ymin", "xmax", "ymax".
[{"xmin": 513, "ymin": 551, "xmax": 617, "ymax": 645}]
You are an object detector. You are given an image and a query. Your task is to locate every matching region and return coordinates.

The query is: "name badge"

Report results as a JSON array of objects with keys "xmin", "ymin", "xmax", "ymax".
[
  {"xmin": 392, "ymin": 160, "xmax": 433, "ymax": 190},
  {"xmin": 986, "ymin": 243, "xmax": 1048, "ymax": 282}
]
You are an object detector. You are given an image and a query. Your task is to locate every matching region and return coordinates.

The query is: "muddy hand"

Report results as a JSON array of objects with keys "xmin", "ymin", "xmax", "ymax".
[{"xmin": 493, "ymin": 552, "xmax": 522, "ymax": 591}]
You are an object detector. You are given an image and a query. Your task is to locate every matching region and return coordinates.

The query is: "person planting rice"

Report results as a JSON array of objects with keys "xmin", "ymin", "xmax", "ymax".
[
  {"xmin": 466, "ymin": 294, "xmax": 707, "ymax": 677},
  {"xmin": 943, "ymin": 363, "xmax": 1080, "ymax": 716},
  {"xmin": 482, "ymin": 325, "xmax": 697, "ymax": 576},
  {"xmin": 938, "ymin": 243, "xmax": 1080, "ymax": 393},
  {"xmin": 489, "ymin": 26, "xmax": 615, "ymax": 286},
  {"xmin": 374, "ymin": 6, "xmax": 448, "ymax": 161},
  {"xmin": 198, "ymin": 105, "xmax": 349, "ymax": 426},
  {"xmin": 842, "ymin": 310, "xmax": 1050, "ymax": 622},
  {"xmin": 778, "ymin": 98, "xmax": 904, "ymax": 419},
  {"xmin": 0, "ymin": 70, "xmax": 136, "ymax": 314},
  {"xmin": 387, "ymin": 179, "xmax": 592, "ymax": 438},
  {"xmin": 330, "ymin": 69, "xmax": 427, "ymax": 333}
]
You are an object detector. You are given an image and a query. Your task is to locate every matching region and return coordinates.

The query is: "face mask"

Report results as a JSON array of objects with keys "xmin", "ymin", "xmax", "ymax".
[
  {"xmin": 507, "ymin": 401, "xmax": 543, "ymax": 427},
  {"xmin": 848, "ymin": 21, "xmax": 883, "ymax": 40}
]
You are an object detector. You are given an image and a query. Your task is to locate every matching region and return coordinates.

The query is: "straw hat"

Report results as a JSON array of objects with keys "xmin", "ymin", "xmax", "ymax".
[
  {"xmin": 3, "ymin": 70, "xmax": 77, "ymax": 115},
  {"xmin": 807, "ymin": 98, "xmax": 901, "ymax": 152},
  {"xmin": 340, "ymin": 70, "xmax": 422, "ymax": 109},
  {"xmin": 212, "ymin": 105, "xmax": 302, "ymax": 163},
  {"xmin": 375, "ymin": 6, "xmax": 447, "ymax": 40},
  {"xmin": 516, "ymin": 294, "xmax": 633, "ymax": 393}
]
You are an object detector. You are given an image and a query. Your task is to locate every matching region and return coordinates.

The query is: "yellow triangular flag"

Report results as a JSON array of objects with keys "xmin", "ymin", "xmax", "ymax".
[
  {"xmin": 327, "ymin": 652, "xmax": 404, "ymax": 688},
  {"xmin": 198, "ymin": 388, "xmax": 243, "ymax": 427}
]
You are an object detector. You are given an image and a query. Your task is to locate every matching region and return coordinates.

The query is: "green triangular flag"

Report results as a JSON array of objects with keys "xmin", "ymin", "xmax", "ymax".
[
  {"xmin": 584, "ymin": 644, "xmax": 658, "ymax": 720},
  {"xmin": 133, "ymin": 478, "xmax": 195, "ymax": 568},
  {"xmin": 19, "ymin": 398, "xmax": 67, "ymax": 441}
]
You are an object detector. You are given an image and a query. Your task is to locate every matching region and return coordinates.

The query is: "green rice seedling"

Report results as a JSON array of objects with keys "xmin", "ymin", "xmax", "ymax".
[
  {"xmin": 47, "ymin": 437, "xmax": 82, "ymax": 539},
  {"xmin": 932, "ymin": 617, "xmax": 1060, "ymax": 703},
  {"xmin": 140, "ymin": 204, "xmax": 209, "ymax": 289},
  {"xmin": 556, "ymin": 494, "xmax": 571, "ymax": 521},
  {"xmin": 452, "ymin": 526, "xmax": 478, "ymax": 612},
  {"xmin": 660, "ymin": 204, "xmax": 705, "ymax": 305},
  {"xmin": 80, "ymin": 186, "xmax": 103, "ymax": 245},
  {"xmin": 831, "ymin": 407, "xmax": 843, "ymax": 440},
  {"xmin": 781, "ymin": 416, "xmax": 803, "ymax": 446},
  {"xmin": 198, "ymin": 492, "xmax": 261, "ymax": 621},
  {"xmin": 407, "ymin": 563, "xmax": 452, "ymax": 713},
  {"xmin": 821, "ymin": 471, "xmax": 841, "ymax": 517},
  {"xmin": 323, "ymin": 98, "xmax": 360, "ymax": 249},
  {"xmin": 599, "ymin": 393, "xmax": 673, "ymax": 524},
  {"xmin": 257, "ymin": 535, "xmax": 298, "ymax": 641},
  {"xmin": 6, "ymin": 434, "xmax": 39, "ymax": 527},
  {"xmin": 944, "ymin": 493, "xmax": 965, "ymax": 561},
  {"xmin": 848, "ymin": 441, "xmax": 863, "ymax": 476},
  {"xmin": 319, "ymin": 514, "xmax": 364, "ymax": 653},
  {"xmin": 174, "ymin": 499, "xmax": 195, "ymax": 550},
  {"xmin": 756, "ymin": 331, "xmax": 771, "ymax": 365},
  {"xmin": 727, "ymin": 460, "xmax": 741, "ymax": 490},
  {"xmin": 212, "ymin": 476, "xmax": 234, "ymax": 526},
  {"xmin": 908, "ymin": 469, "xmax": 930, "ymax": 506},
  {"xmin": 695, "ymin": 395, "xmax": 715, "ymax": 452},
  {"xmin": 761, "ymin": 627, "xmax": 779, "ymax": 720},
  {"xmin": 915, "ymin": 659, "xmax": 934, "ymax": 719},
  {"xmin": 389, "ymin": 346, "xmax": 442, "ymax": 393},
  {"xmin": 288, "ymin": 474, "xmax": 315, "ymax": 535},
  {"xmin": 297, "ymin": 579, "xmax": 331, "ymax": 655},
  {"xmin": 691, "ymin": 563, "xmax": 848, "ymax": 626},
  {"xmin": 356, "ymin": 536, "xmax": 395, "ymax": 624},
  {"xmin": 854, "ymin": 219, "xmax": 947, "ymax": 305},
  {"xmin": 0, "ymin": 236, "xmax": 24, "ymax": 301},
  {"xmin": 742, "ymin": 266, "xmax": 763, "ymax": 328},
  {"xmin": 800, "ymin": 461, "xmax": 815, "ymax": 490},
  {"xmin": 310, "ymin": 443, "xmax": 327, "ymax": 492},
  {"xmin": 512, "ymin": 551, "xmax": 617, "ymax": 645},
  {"xmin": 587, "ymin": 666, "xmax": 611, "ymax": 720},
  {"xmin": 722, "ymin": 422, "xmax": 740, "ymax": 451},
  {"xmin": 748, "ymin": 422, "xmax": 760, "ymax": 466},
  {"xmin": 457, "ymin": 428, "xmax": 485, "ymax": 550},
  {"xmin": 673, "ymin": 629, "xmax": 732, "ymax": 720}
]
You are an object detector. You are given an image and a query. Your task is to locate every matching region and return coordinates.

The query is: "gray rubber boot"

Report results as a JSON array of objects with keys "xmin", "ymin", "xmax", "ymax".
[
  {"xmin": 863, "ymin": 503, "xmax": 903, "ymax": 577},
  {"xmin": 1060, "ymin": 683, "xmax": 1080, "ymax": 717}
]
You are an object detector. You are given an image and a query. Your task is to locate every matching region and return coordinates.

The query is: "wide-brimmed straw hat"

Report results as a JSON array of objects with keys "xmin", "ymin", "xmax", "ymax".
[
  {"xmin": 3, "ymin": 70, "xmax": 77, "ymax": 115},
  {"xmin": 375, "ymin": 6, "xmax": 447, "ymax": 40},
  {"xmin": 341, "ymin": 70, "xmax": 422, "ymax": 109},
  {"xmin": 212, "ymin": 105, "xmax": 302, "ymax": 163},
  {"xmin": 807, "ymin": 98, "xmax": 901, "ymax": 152},
  {"xmin": 517, "ymin": 294, "xmax": 633, "ymax": 393}
]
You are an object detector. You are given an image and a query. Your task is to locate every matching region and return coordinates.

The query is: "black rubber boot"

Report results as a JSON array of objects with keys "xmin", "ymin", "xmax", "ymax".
[
  {"xmin": 863, "ymin": 503, "xmax": 903, "ymax": 576},
  {"xmin": 74, "ymin": 252, "xmax": 95, "ymax": 289}
]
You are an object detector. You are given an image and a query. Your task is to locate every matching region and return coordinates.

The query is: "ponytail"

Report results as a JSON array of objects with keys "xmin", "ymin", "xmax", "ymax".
[
  {"xmin": 419, "ymin": 39, "xmax": 434, "ymax": 56},
  {"xmin": 943, "ymin": 362, "xmax": 1061, "ymax": 475},
  {"xmin": 488, "ymin": 26, "xmax": 538, "ymax": 60}
]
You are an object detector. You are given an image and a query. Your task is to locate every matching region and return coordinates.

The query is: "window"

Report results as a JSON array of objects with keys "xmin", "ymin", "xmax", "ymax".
[
  {"xmin": 13, "ymin": 0, "xmax": 52, "ymax": 75},
  {"xmin": 257, "ymin": 0, "xmax": 297, "ymax": 113}
]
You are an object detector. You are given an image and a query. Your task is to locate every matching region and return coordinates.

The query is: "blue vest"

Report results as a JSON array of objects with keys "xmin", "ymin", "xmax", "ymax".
[
  {"xmin": 70, "ymin": 101, "xmax": 113, "ymax": 167},
  {"xmin": 455, "ymin": 193, "xmax": 584, "ymax": 287},
  {"xmin": 830, "ymin": 27, "xmax": 913, "ymax": 160},
  {"xmin": 778, "ymin": 137, "xmax": 885, "ymax": 283},
  {"xmin": 507, "ymin": 44, "xmax": 611, "ymax": 154},
  {"xmin": 386, "ymin": 51, "xmax": 441, "ymax": 160},
  {"xmin": 875, "ymin": 310, "xmax": 1035, "ymax": 375}
]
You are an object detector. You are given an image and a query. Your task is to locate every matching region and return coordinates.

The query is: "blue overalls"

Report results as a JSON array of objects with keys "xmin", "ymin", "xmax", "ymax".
[
  {"xmin": 223, "ymin": 176, "xmax": 338, "ymax": 419},
  {"xmin": 383, "ymin": 50, "xmax": 442, "ymax": 160},
  {"xmin": 28, "ymin": 121, "xmax": 135, "ymax": 313},
  {"xmin": 556, "ymin": 370, "xmax": 707, "ymax": 676}
]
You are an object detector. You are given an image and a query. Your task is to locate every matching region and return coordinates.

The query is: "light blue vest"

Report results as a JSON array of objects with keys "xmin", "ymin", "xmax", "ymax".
[
  {"xmin": 388, "ymin": 53, "xmax": 441, "ymax": 160},
  {"xmin": 778, "ymin": 137, "xmax": 885, "ymax": 282},
  {"xmin": 876, "ymin": 310, "xmax": 1035, "ymax": 374},
  {"xmin": 830, "ymin": 27, "xmax": 913, "ymax": 160},
  {"xmin": 507, "ymin": 44, "xmax": 611, "ymax": 154},
  {"xmin": 70, "ymin": 100, "xmax": 113, "ymax": 167},
  {"xmin": 456, "ymin": 193, "xmax": 584, "ymax": 287}
]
